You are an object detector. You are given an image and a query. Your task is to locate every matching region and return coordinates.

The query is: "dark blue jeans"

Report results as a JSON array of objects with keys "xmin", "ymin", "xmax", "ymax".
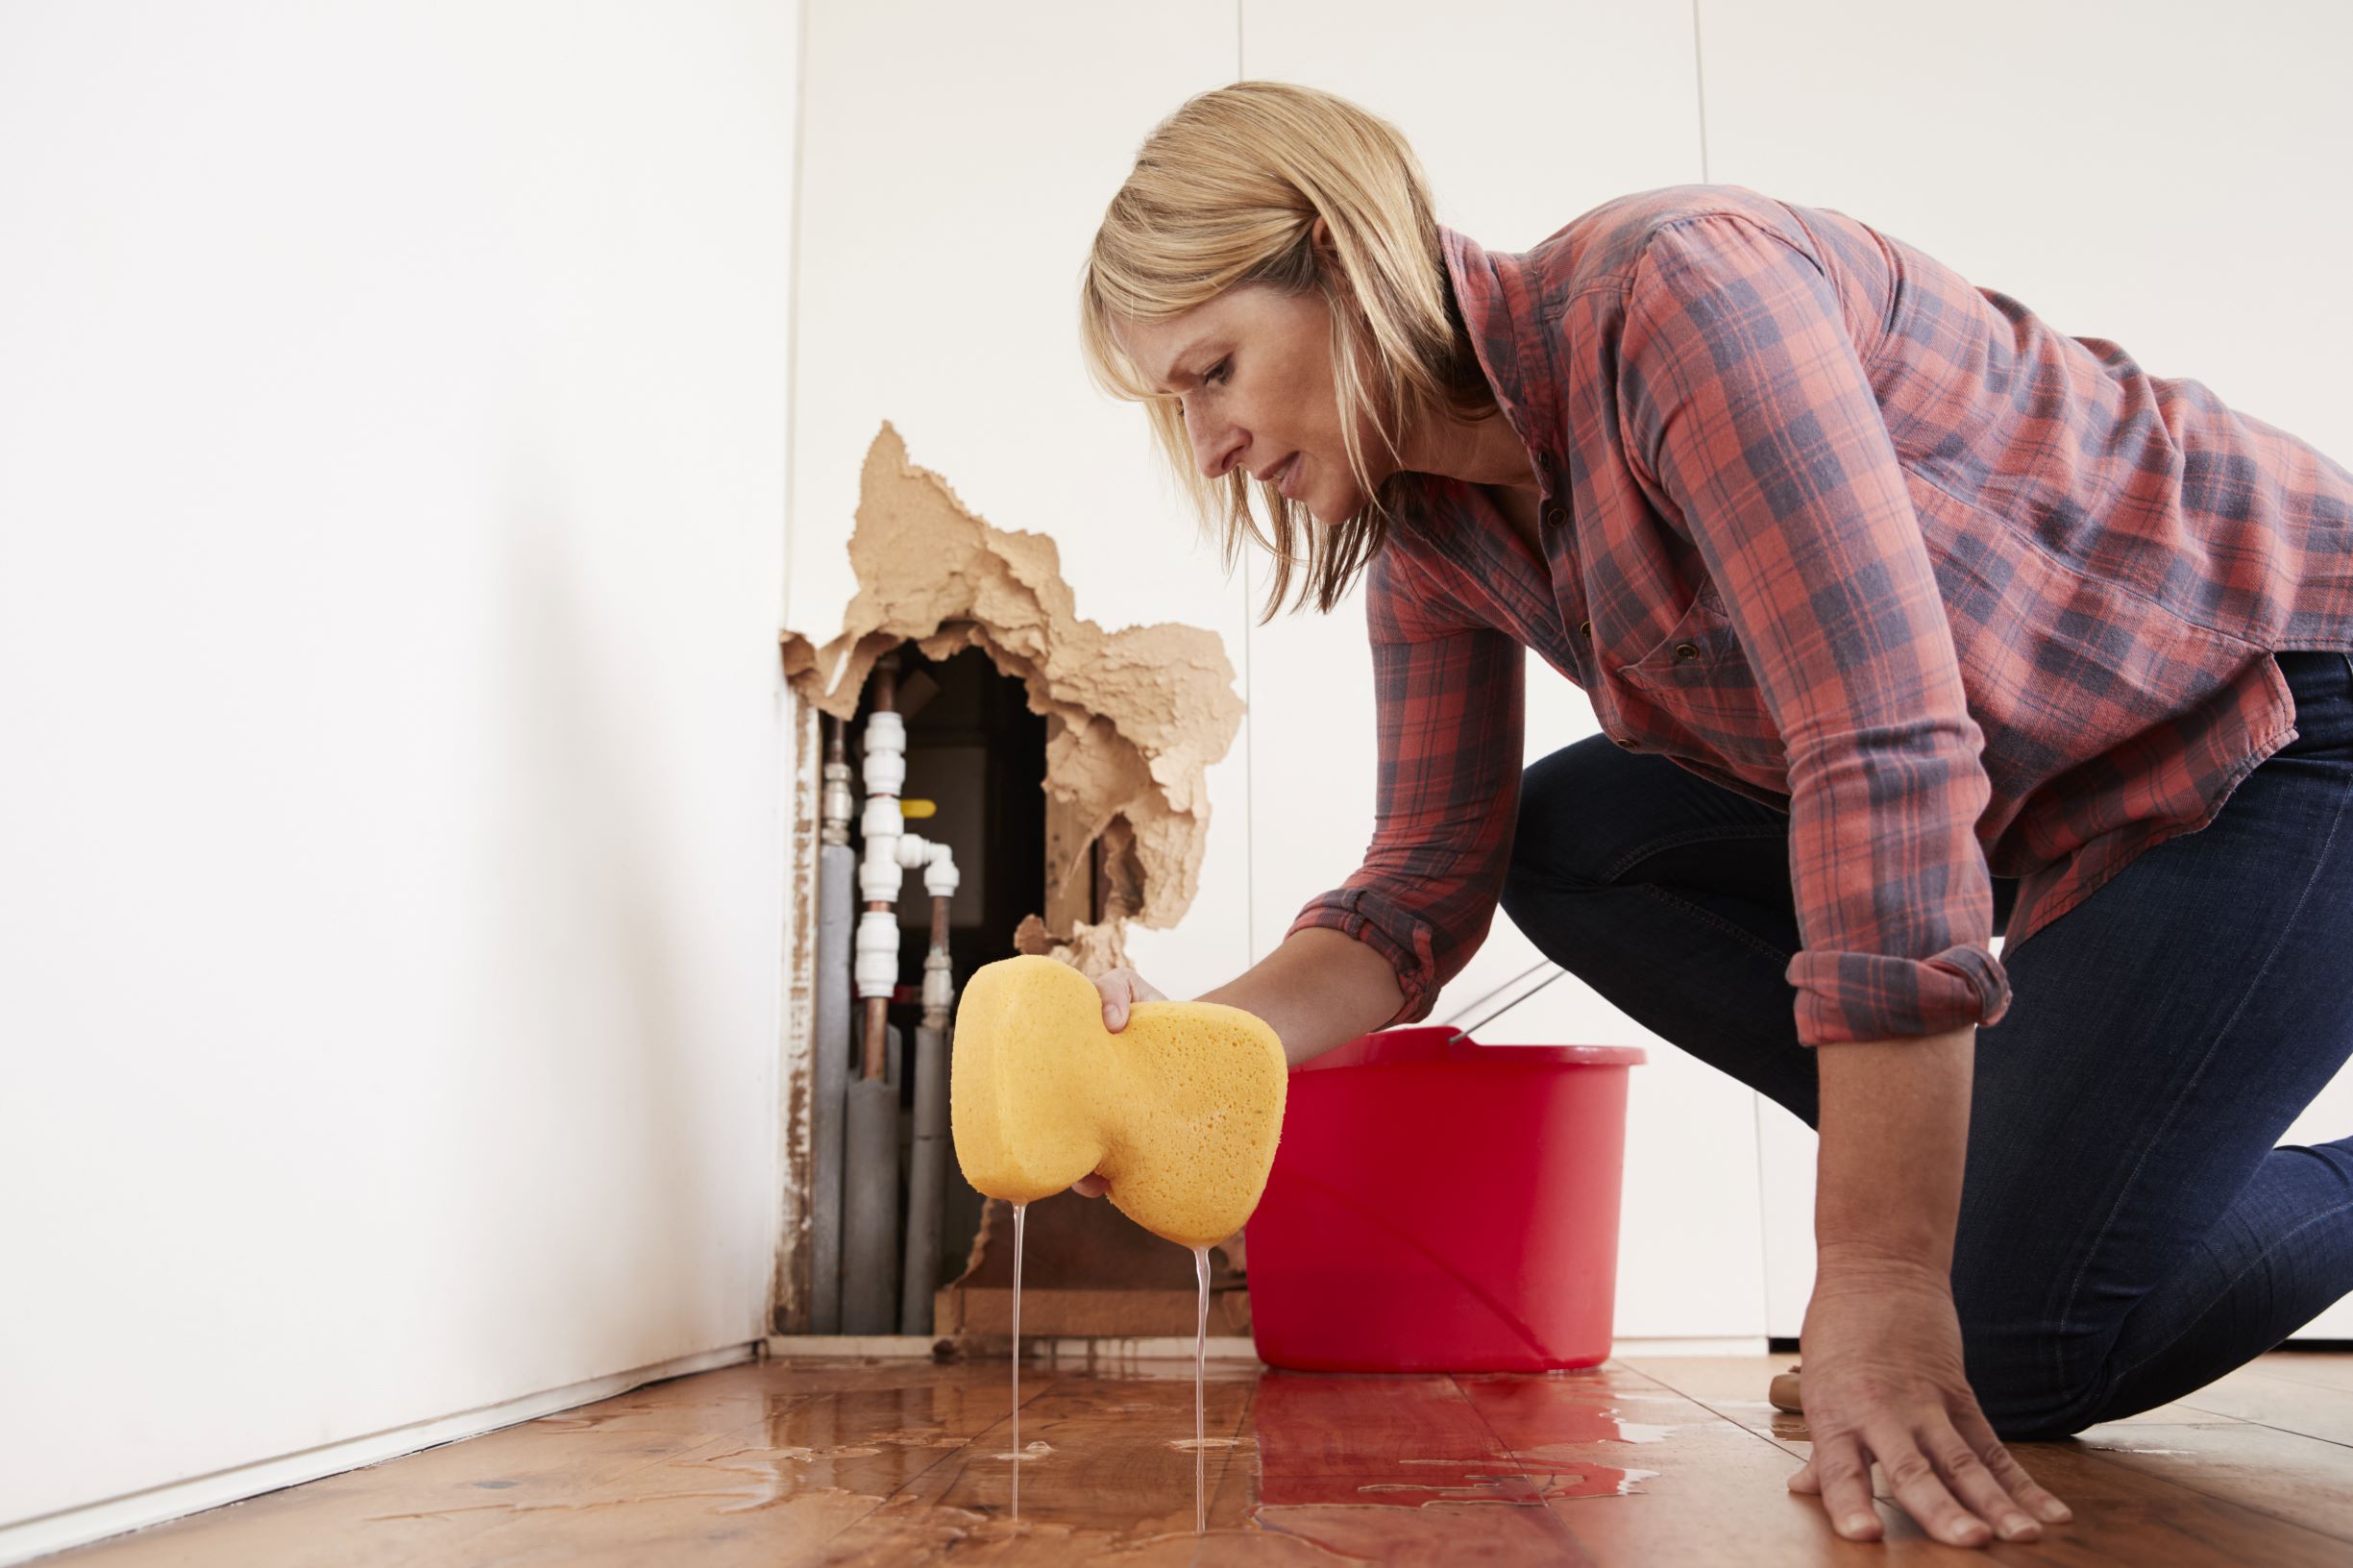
[{"xmin": 1501, "ymin": 649, "xmax": 2353, "ymax": 1440}]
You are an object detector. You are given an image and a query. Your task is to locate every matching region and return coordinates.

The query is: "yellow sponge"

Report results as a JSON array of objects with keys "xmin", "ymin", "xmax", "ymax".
[{"xmin": 950, "ymin": 954, "xmax": 1287, "ymax": 1248}]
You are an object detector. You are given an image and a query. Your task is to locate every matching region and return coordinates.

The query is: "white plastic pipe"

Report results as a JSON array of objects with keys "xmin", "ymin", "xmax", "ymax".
[{"xmin": 854, "ymin": 710, "xmax": 908, "ymax": 1003}]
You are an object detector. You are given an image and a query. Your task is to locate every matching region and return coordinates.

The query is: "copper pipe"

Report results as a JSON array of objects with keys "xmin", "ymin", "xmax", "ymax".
[{"xmin": 861, "ymin": 994, "xmax": 890, "ymax": 1082}]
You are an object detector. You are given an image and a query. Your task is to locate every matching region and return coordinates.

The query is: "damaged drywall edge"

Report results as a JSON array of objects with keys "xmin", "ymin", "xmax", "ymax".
[
  {"xmin": 780, "ymin": 422, "xmax": 1243, "ymax": 970},
  {"xmin": 769, "ymin": 695, "xmax": 823, "ymax": 1334}
]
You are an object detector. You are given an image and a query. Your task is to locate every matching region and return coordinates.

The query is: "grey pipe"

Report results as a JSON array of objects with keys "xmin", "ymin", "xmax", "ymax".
[
  {"xmin": 899, "ymin": 1019, "xmax": 948, "ymax": 1334},
  {"xmin": 840, "ymin": 1019, "xmax": 904, "ymax": 1335},
  {"xmin": 808, "ymin": 842, "xmax": 854, "ymax": 1335}
]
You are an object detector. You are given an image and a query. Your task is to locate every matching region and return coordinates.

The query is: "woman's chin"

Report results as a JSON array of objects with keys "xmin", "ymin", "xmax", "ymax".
[{"xmin": 1307, "ymin": 487, "xmax": 1367, "ymax": 527}]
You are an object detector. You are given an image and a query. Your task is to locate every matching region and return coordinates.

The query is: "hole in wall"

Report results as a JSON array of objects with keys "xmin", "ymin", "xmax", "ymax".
[
  {"xmin": 846, "ymin": 643, "xmax": 1046, "ymax": 1288},
  {"xmin": 782, "ymin": 425, "xmax": 1247, "ymax": 1337}
]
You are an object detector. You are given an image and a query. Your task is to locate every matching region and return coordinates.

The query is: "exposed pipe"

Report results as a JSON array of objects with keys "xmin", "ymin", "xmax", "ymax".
[
  {"xmin": 856, "ymin": 659, "xmax": 901, "ymax": 1084},
  {"xmin": 841, "ymin": 653, "xmax": 967, "ymax": 1335},
  {"xmin": 807, "ymin": 716, "xmax": 856, "ymax": 1335},
  {"xmin": 900, "ymin": 863, "xmax": 960, "ymax": 1334},
  {"xmin": 842, "ymin": 656, "xmax": 905, "ymax": 1334}
]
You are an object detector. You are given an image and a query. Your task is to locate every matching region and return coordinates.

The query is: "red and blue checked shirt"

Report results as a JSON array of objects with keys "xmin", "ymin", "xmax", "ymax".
[{"xmin": 1288, "ymin": 185, "xmax": 2353, "ymax": 1045}]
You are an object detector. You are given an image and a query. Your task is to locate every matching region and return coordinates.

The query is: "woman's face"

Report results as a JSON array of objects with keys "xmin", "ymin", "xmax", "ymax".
[{"xmin": 1115, "ymin": 282, "xmax": 1387, "ymax": 526}]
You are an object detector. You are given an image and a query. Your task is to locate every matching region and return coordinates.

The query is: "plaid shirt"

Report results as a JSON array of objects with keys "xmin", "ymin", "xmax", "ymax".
[{"xmin": 1289, "ymin": 185, "xmax": 2353, "ymax": 1045}]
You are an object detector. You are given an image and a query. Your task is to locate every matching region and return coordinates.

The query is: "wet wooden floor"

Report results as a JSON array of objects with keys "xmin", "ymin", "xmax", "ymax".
[{"xmin": 49, "ymin": 1350, "xmax": 2353, "ymax": 1564}]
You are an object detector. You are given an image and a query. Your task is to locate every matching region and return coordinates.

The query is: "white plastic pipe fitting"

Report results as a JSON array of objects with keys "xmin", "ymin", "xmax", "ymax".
[
  {"xmin": 851, "ymin": 704, "xmax": 962, "ymax": 1000},
  {"xmin": 860, "ymin": 712, "xmax": 907, "ymax": 796},
  {"xmin": 854, "ymin": 911, "xmax": 901, "ymax": 999},
  {"xmin": 893, "ymin": 832, "xmax": 961, "ymax": 895},
  {"xmin": 855, "ymin": 709, "xmax": 909, "ymax": 998}
]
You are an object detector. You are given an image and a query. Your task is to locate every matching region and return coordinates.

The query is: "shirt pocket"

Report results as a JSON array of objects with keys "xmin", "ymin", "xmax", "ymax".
[{"xmin": 1608, "ymin": 585, "xmax": 1790, "ymax": 785}]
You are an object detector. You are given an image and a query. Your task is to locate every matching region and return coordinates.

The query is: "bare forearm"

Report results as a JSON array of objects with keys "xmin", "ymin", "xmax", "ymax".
[
  {"xmin": 1815, "ymin": 1024, "xmax": 1974, "ymax": 1277},
  {"xmin": 1197, "ymin": 927, "xmax": 1404, "ymax": 1067}
]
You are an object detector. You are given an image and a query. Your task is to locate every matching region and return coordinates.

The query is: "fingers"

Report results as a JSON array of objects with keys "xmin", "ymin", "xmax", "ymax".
[
  {"xmin": 1804, "ymin": 1428, "xmax": 2013, "ymax": 1548},
  {"xmin": 1922, "ymin": 1426, "xmax": 2044, "ymax": 1543},
  {"xmin": 1801, "ymin": 1434, "xmax": 1885, "ymax": 1542},
  {"xmin": 1955, "ymin": 1405, "xmax": 2072, "ymax": 1524},
  {"xmin": 1077, "ymin": 968, "xmax": 1160, "ymax": 1197},
  {"xmin": 1795, "ymin": 1420, "xmax": 2076, "ymax": 1551},
  {"xmin": 1092, "ymin": 968, "xmax": 1166, "ymax": 1032},
  {"xmin": 1881, "ymin": 1427, "xmax": 2002, "ymax": 1547}
]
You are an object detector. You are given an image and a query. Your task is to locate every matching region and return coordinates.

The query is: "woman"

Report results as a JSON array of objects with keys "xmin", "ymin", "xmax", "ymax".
[{"xmin": 1071, "ymin": 81, "xmax": 2353, "ymax": 1549}]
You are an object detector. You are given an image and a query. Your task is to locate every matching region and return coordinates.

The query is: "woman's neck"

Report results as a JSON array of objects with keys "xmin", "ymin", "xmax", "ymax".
[{"xmin": 1401, "ymin": 404, "xmax": 1542, "ymax": 493}]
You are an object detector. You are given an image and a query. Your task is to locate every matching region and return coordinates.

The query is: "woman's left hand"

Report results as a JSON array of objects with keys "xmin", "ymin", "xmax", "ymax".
[{"xmin": 1790, "ymin": 1259, "xmax": 2071, "ymax": 1548}]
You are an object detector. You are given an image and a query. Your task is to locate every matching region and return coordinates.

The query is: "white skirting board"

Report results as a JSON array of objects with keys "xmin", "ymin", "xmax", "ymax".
[
  {"xmin": 0, "ymin": 1341, "xmax": 759, "ymax": 1568},
  {"xmin": 763, "ymin": 1334, "xmax": 1772, "ymax": 1361}
]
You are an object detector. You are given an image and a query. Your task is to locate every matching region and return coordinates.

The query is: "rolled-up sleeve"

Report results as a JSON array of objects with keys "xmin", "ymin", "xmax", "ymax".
[
  {"xmin": 1286, "ymin": 545, "xmax": 1525, "ymax": 1029},
  {"xmin": 1615, "ymin": 213, "xmax": 2011, "ymax": 1044}
]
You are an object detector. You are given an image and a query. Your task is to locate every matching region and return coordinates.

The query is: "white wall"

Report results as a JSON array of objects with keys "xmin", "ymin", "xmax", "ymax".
[
  {"xmin": 786, "ymin": 0, "xmax": 1256, "ymax": 1006},
  {"xmin": 0, "ymin": 0, "xmax": 797, "ymax": 1535},
  {"xmin": 789, "ymin": 0, "xmax": 2353, "ymax": 1344}
]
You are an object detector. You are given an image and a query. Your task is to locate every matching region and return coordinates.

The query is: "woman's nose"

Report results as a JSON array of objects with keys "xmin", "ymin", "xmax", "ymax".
[
  {"xmin": 1186, "ymin": 414, "xmax": 1242, "ymax": 475},
  {"xmin": 1188, "ymin": 409, "xmax": 1244, "ymax": 479}
]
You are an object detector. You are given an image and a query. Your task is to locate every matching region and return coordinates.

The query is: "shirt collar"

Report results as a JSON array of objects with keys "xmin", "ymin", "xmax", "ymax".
[{"xmin": 1437, "ymin": 224, "xmax": 1566, "ymax": 469}]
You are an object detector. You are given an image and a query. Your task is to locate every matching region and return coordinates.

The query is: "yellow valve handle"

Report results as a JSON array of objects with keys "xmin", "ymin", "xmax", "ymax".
[{"xmin": 900, "ymin": 798, "xmax": 938, "ymax": 820}]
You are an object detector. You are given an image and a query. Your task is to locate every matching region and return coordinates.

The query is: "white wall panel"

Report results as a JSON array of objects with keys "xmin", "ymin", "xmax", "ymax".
[
  {"xmin": 789, "ymin": 0, "xmax": 1250, "ymax": 1001},
  {"xmin": 1697, "ymin": 0, "xmax": 2353, "ymax": 467},
  {"xmin": 0, "ymin": 0, "xmax": 795, "ymax": 1528}
]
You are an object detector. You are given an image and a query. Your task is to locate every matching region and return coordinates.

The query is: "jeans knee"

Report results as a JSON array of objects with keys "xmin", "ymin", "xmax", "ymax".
[
  {"xmin": 1961, "ymin": 1328, "xmax": 2105, "ymax": 1442},
  {"xmin": 1502, "ymin": 742, "xmax": 1621, "ymax": 909}
]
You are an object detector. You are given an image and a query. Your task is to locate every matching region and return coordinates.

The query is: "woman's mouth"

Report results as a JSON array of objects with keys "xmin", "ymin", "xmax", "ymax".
[{"xmin": 1275, "ymin": 453, "xmax": 1303, "ymax": 499}]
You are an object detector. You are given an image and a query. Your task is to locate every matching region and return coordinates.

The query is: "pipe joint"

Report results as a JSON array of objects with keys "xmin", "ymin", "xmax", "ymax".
[
  {"xmin": 920, "ymin": 949, "xmax": 955, "ymax": 1013},
  {"xmin": 858, "ymin": 848, "xmax": 902, "ymax": 904},
  {"xmin": 860, "ymin": 713, "xmax": 907, "ymax": 797},
  {"xmin": 853, "ymin": 912, "xmax": 901, "ymax": 998},
  {"xmin": 890, "ymin": 834, "xmax": 960, "ymax": 898}
]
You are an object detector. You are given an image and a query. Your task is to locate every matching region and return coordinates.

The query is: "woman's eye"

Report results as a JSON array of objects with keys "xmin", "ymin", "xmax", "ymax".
[{"xmin": 1206, "ymin": 358, "xmax": 1231, "ymax": 384}]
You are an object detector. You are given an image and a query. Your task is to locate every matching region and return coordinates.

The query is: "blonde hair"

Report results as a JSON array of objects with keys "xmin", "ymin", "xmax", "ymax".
[{"xmin": 1079, "ymin": 82, "xmax": 1495, "ymax": 620}]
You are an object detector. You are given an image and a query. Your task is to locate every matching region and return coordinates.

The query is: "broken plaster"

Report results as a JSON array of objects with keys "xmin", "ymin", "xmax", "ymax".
[{"xmin": 779, "ymin": 424, "xmax": 1243, "ymax": 973}]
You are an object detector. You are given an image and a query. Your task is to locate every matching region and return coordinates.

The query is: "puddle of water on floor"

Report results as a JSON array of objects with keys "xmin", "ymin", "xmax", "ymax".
[{"xmin": 991, "ymin": 1439, "xmax": 1057, "ymax": 1461}]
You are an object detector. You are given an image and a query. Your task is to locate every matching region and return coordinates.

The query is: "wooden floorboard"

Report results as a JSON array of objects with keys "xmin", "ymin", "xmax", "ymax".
[
  {"xmin": 1625, "ymin": 1353, "xmax": 2353, "ymax": 1564},
  {"xmin": 42, "ymin": 1353, "xmax": 2353, "ymax": 1566},
  {"xmin": 2164, "ymin": 1363, "xmax": 2353, "ymax": 1447}
]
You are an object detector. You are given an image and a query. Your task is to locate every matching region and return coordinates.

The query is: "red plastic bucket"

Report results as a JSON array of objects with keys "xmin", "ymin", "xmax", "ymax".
[{"xmin": 1245, "ymin": 1026, "xmax": 1645, "ymax": 1372}]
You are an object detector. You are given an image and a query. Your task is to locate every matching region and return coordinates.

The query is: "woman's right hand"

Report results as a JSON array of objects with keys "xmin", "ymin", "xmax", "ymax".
[{"xmin": 1069, "ymin": 968, "xmax": 1166, "ymax": 1197}]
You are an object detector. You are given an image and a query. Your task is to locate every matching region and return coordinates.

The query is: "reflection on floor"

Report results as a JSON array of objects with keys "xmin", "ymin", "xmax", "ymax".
[{"xmin": 49, "ymin": 1350, "xmax": 2353, "ymax": 1564}]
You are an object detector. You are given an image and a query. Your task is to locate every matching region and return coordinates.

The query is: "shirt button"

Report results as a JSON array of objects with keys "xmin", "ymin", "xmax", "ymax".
[
  {"xmin": 1614, "ymin": 737, "xmax": 1638, "ymax": 750},
  {"xmin": 1674, "ymin": 642, "xmax": 1701, "ymax": 661},
  {"xmin": 1577, "ymin": 619, "xmax": 1592, "ymax": 639},
  {"xmin": 1543, "ymin": 505, "xmax": 1567, "ymax": 528}
]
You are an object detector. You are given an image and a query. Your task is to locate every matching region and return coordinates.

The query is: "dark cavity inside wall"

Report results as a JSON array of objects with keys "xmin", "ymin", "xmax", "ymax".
[{"xmin": 849, "ymin": 644, "xmax": 1048, "ymax": 1301}]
